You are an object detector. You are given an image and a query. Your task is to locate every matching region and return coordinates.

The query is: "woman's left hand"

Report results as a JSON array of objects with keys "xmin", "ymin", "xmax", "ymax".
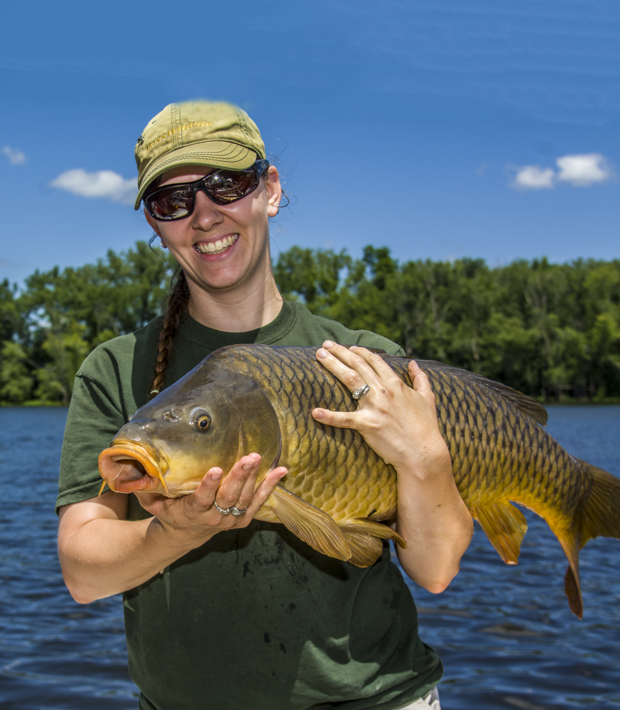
[
  {"xmin": 312, "ymin": 341, "xmax": 451, "ymax": 479},
  {"xmin": 312, "ymin": 340, "xmax": 473, "ymax": 593}
]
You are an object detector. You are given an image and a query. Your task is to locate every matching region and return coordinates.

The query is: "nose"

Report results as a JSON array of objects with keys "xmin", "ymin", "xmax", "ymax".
[{"xmin": 191, "ymin": 189, "xmax": 225, "ymax": 231}]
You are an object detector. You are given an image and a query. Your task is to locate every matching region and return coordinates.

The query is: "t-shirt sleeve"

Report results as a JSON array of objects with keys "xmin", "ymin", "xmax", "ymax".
[
  {"xmin": 352, "ymin": 331, "xmax": 405, "ymax": 357},
  {"xmin": 56, "ymin": 349, "xmax": 128, "ymax": 513}
]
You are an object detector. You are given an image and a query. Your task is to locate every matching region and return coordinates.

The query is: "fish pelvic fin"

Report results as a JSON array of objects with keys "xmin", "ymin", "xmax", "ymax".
[
  {"xmin": 471, "ymin": 500, "xmax": 528, "ymax": 565},
  {"xmin": 555, "ymin": 463, "xmax": 620, "ymax": 619},
  {"xmin": 339, "ymin": 520, "xmax": 406, "ymax": 568},
  {"xmin": 269, "ymin": 485, "xmax": 352, "ymax": 562}
]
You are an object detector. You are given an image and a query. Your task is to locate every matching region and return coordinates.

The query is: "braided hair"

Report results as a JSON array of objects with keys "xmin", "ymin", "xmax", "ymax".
[{"xmin": 149, "ymin": 268, "xmax": 190, "ymax": 398}]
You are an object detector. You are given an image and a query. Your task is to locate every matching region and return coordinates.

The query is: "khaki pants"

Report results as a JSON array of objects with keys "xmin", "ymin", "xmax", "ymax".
[{"xmin": 398, "ymin": 686, "xmax": 441, "ymax": 710}]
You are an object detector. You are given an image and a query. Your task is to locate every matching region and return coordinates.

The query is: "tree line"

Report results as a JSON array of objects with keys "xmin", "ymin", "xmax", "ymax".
[{"xmin": 1, "ymin": 241, "xmax": 619, "ymax": 405}]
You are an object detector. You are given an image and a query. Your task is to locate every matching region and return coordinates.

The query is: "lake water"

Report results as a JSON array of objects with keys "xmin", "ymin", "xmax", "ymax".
[{"xmin": 0, "ymin": 405, "xmax": 619, "ymax": 709}]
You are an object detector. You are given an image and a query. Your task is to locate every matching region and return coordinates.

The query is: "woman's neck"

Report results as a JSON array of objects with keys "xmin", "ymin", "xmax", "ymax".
[{"xmin": 186, "ymin": 271, "xmax": 284, "ymax": 333}]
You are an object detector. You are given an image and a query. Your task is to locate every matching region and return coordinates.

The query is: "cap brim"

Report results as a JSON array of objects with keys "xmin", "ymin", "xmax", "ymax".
[{"xmin": 134, "ymin": 141, "xmax": 258, "ymax": 209}]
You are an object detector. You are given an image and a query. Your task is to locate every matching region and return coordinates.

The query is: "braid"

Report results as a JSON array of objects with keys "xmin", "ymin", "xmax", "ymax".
[{"xmin": 150, "ymin": 269, "xmax": 190, "ymax": 398}]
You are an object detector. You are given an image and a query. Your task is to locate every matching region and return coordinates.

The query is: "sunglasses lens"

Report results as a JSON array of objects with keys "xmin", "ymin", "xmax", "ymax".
[
  {"xmin": 147, "ymin": 187, "xmax": 193, "ymax": 220},
  {"xmin": 144, "ymin": 162, "xmax": 268, "ymax": 220},
  {"xmin": 205, "ymin": 169, "xmax": 258, "ymax": 205}
]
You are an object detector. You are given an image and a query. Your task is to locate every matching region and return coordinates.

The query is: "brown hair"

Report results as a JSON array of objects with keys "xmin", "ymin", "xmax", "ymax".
[{"xmin": 149, "ymin": 268, "xmax": 190, "ymax": 397}]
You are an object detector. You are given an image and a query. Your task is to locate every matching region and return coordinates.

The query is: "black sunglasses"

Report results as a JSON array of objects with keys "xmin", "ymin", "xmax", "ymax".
[{"xmin": 144, "ymin": 159, "xmax": 270, "ymax": 221}]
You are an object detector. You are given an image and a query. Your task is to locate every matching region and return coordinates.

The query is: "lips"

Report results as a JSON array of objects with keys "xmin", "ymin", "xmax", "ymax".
[
  {"xmin": 98, "ymin": 441, "xmax": 169, "ymax": 495},
  {"xmin": 194, "ymin": 233, "xmax": 239, "ymax": 255}
]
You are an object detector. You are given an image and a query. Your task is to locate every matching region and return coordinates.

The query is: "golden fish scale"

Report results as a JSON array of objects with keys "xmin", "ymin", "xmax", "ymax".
[
  {"xmin": 213, "ymin": 346, "xmax": 589, "ymax": 527},
  {"xmin": 388, "ymin": 360, "xmax": 589, "ymax": 525},
  {"xmin": 215, "ymin": 346, "xmax": 397, "ymax": 523}
]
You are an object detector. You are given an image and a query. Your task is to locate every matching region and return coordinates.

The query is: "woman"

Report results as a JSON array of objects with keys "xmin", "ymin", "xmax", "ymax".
[{"xmin": 57, "ymin": 100, "xmax": 473, "ymax": 710}]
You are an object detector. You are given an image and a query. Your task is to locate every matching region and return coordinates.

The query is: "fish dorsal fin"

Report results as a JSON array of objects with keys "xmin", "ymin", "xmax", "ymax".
[
  {"xmin": 269, "ymin": 485, "xmax": 352, "ymax": 562},
  {"xmin": 471, "ymin": 500, "xmax": 528, "ymax": 564},
  {"xmin": 339, "ymin": 520, "xmax": 406, "ymax": 568},
  {"xmin": 417, "ymin": 360, "xmax": 548, "ymax": 426}
]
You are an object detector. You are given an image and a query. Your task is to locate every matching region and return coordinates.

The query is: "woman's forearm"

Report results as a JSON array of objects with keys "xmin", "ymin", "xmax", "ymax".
[
  {"xmin": 310, "ymin": 343, "xmax": 474, "ymax": 592},
  {"xmin": 58, "ymin": 457, "xmax": 287, "ymax": 604},
  {"xmin": 394, "ymin": 452, "xmax": 473, "ymax": 593},
  {"xmin": 58, "ymin": 499, "xmax": 208, "ymax": 604}
]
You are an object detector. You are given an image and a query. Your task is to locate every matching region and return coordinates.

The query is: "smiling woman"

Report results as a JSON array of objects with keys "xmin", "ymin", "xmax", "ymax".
[{"xmin": 55, "ymin": 100, "xmax": 472, "ymax": 710}]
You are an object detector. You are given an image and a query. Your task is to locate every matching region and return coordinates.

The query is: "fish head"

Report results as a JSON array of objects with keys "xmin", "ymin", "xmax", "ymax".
[{"xmin": 98, "ymin": 367, "xmax": 281, "ymax": 498}]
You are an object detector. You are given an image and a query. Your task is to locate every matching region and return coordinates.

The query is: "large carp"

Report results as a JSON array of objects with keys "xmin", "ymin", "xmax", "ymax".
[{"xmin": 98, "ymin": 345, "xmax": 620, "ymax": 618}]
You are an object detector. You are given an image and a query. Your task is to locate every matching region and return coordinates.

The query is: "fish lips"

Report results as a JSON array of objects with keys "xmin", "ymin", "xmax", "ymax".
[{"xmin": 98, "ymin": 440, "xmax": 170, "ymax": 495}]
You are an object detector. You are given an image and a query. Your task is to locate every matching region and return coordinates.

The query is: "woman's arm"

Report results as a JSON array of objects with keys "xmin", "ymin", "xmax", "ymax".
[
  {"xmin": 58, "ymin": 455, "xmax": 287, "ymax": 604},
  {"xmin": 312, "ymin": 342, "xmax": 473, "ymax": 593}
]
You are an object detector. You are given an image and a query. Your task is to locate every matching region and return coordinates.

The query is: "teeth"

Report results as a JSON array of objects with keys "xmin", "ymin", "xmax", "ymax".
[{"xmin": 195, "ymin": 234, "xmax": 238, "ymax": 254}]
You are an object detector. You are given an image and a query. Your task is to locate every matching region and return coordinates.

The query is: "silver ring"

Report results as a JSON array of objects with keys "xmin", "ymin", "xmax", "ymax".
[
  {"xmin": 231, "ymin": 506, "xmax": 247, "ymax": 517},
  {"xmin": 351, "ymin": 384, "xmax": 371, "ymax": 400},
  {"xmin": 214, "ymin": 502, "xmax": 232, "ymax": 516}
]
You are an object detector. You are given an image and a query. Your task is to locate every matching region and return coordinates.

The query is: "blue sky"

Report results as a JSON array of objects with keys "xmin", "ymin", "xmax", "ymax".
[{"xmin": 1, "ymin": 0, "xmax": 619, "ymax": 285}]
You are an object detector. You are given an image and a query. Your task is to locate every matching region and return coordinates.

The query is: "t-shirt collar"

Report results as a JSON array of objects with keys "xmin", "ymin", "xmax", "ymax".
[{"xmin": 177, "ymin": 299, "xmax": 298, "ymax": 349}]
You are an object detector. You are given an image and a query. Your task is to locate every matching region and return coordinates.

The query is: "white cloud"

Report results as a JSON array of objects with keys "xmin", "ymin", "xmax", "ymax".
[
  {"xmin": 556, "ymin": 153, "xmax": 613, "ymax": 187},
  {"xmin": 2, "ymin": 146, "xmax": 25, "ymax": 165},
  {"xmin": 50, "ymin": 169, "xmax": 138, "ymax": 205},
  {"xmin": 511, "ymin": 165, "xmax": 555, "ymax": 190},
  {"xmin": 509, "ymin": 153, "xmax": 614, "ymax": 190}
]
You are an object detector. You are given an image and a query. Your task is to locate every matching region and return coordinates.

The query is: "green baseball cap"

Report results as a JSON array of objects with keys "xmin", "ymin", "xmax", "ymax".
[{"xmin": 134, "ymin": 100, "xmax": 266, "ymax": 210}]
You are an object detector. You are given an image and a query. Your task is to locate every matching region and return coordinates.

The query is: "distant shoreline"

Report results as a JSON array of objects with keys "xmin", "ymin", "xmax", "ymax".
[{"xmin": 2, "ymin": 400, "xmax": 620, "ymax": 409}]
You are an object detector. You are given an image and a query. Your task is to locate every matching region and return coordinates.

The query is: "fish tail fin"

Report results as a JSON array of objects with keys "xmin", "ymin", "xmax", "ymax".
[{"xmin": 554, "ymin": 463, "xmax": 620, "ymax": 619}]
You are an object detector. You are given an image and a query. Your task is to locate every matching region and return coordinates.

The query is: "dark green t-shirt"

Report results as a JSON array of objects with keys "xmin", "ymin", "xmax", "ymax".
[{"xmin": 58, "ymin": 300, "xmax": 442, "ymax": 710}]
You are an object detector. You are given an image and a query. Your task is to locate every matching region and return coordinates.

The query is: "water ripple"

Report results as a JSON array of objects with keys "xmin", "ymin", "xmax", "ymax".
[{"xmin": 1, "ymin": 405, "xmax": 619, "ymax": 708}]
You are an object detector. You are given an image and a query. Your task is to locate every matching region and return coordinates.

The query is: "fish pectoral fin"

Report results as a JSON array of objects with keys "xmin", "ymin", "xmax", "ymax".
[
  {"xmin": 269, "ymin": 485, "xmax": 352, "ymax": 562},
  {"xmin": 339, "ymin": 520, "xmax": 406, "ymax": 568},
  {"xmin": 471, "ymin": 500, "xmax": 527, "ymax": 565}
]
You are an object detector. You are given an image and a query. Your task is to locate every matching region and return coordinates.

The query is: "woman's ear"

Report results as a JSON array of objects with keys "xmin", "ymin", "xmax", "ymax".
[{"xmin": 265, "ymin": 166, "xmax": 283, "ymax": 218}]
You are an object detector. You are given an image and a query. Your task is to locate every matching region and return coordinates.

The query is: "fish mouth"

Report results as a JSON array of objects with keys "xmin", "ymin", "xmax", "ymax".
[{"xmin": 98, "ymin": 440, "xmax": 169, "ymax": 495}]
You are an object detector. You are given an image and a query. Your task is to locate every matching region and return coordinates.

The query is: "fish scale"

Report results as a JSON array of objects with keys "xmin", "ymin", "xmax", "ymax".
[
  {"xmin": 98, "ymin": 345, "xmax": 620, "ymax": 618},
  {"xmin": 227, "ymin": 346, "xmax": 396, "ymax": 522}
]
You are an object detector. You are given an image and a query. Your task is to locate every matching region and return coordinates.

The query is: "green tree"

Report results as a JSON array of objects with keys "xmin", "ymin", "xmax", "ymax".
[
  {"xmin": 0, "ymin": 341, "xmax": 34, "ymax": 403},
  {"xmin": 34, "ymin": 320, "xmax": 90, "ymax": 404}
]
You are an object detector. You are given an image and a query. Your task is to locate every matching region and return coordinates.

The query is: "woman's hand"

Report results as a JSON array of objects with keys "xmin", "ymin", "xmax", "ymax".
[
  {"xmin": 58, "ymin": 455, "xmax": 287, "ymax": 603},
  {"xmin": 137, "ymin": 454, "xmax": 288, "ymax": 550},
  {"xmin": 312, "ymin": 341, "xmax": 472, "ymax": 592},
  {"xmin": 311, "ymin": 341, "xmax": 451, "ymax": 479}
]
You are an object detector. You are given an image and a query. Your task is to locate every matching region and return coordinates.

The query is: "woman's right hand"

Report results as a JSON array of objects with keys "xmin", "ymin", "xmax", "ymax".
[{"xmin": 136, "ymin": 454, "xmax": 287, "ymax": 550}]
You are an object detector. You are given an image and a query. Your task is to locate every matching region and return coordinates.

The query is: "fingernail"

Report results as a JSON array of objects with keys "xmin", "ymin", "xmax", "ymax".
[
  {"xmin": 323, "ymin": 340, "xmax": 334, "ymax": 348},
  {"xmin": 313, "ymin": 409, "xmax": 324, "ymax": 420},
  {"xmin": 317, "ymin": 348, "xmax": 329, "ymax": 359},
  {"xmin": 279, "ymin": 470, "xmax": 288, "ymax": 479},
  {"xmin": 243, "ymin": 462, "xmax": 257, "ymax": 471},
  {"xmin": 210, "ymin": 471, "xmax": 222, "ymax": 481}
]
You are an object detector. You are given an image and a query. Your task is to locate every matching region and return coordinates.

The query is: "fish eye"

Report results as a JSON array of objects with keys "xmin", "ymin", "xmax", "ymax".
[
  {"xmin": 189, "ymin": 408, "xmax": 212, "ymax": 431},
  {"xmin": 196, "ymin": 415, "xmax": 211, "ymax": 431}
]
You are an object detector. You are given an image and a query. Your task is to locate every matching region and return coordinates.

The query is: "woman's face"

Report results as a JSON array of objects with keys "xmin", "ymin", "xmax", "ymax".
[{"xmin": 144, "ymin": 164, "xmax": 282, "ymax": 297}]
